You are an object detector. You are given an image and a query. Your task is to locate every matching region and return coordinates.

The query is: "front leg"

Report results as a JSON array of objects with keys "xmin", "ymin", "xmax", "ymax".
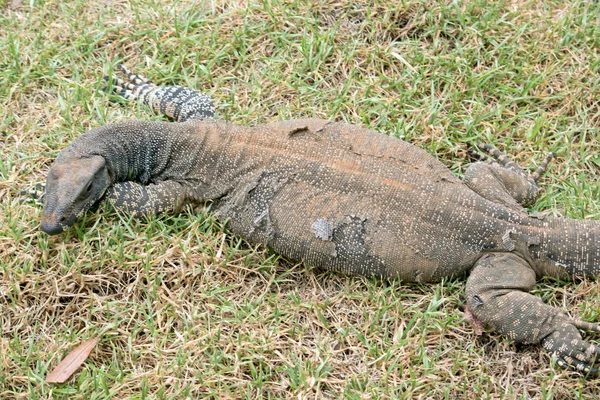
[
  {"xmin": 104, "ymin": 180, "xmax": 200, "ymax": 216},
  {"xmin": 466, "ymin": 253, "xmax": 600, "ymax": 373},
  {"xmin": 105, "ymin": 65, "xmax": 215, "ymax": 122}
]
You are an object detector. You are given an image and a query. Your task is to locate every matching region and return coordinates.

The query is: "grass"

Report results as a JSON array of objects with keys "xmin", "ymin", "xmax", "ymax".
[{"xmin": 1, "ymin": 0, "xmax": 600, "ymax": 398}]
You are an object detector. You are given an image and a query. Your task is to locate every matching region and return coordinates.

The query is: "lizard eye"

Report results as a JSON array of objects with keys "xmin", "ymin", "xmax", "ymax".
[{"xmin": 85, "ymin": 181, "xmax": 93, "ymax": 193}]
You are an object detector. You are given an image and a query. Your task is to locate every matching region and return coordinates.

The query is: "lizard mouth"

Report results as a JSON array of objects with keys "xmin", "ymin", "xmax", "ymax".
[{"xmin": 40, "ymin": 214, "xmax": 68, "ymax": 235}]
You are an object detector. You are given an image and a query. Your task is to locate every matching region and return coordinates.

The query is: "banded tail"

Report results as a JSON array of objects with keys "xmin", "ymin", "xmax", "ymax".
[{"xmin": 104, "ymin": 64, "xmax": 215, "ymax": 122}]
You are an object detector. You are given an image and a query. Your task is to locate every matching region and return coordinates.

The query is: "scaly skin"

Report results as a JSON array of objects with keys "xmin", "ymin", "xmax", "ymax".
[{"xmin": 41, "ymin": 66, "xmax": 600, "ymax": 374}]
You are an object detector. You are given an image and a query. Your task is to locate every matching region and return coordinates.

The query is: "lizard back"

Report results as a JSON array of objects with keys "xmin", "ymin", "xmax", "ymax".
[{"xmin": 205, "ymin": 118, "xmax": 524, "ymax": 282}]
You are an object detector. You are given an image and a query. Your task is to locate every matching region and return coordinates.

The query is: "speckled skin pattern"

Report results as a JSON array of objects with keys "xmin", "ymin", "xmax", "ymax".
[
  {"xmin": 41, "ymin": 67, "xmax": 600, "ymax": 373},
  {"xmin": 107, "ymin": 65, "xmax": 216, "ymax": 122}
]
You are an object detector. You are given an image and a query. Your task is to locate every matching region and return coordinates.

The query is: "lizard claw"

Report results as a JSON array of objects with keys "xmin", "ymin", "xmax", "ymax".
[
  {"xmin": 115, "ymin": 64, "xmax": 151, "ymax": 85},
  {"xmin": 19, "ymin": 183, "xmax": 45, "ymax": 205},
  {"xmin": 103, "ymin": 64, "xmax": 157, "ymax": 101},
  {"xmin": 102, "ymin": 65, "xmax": 215, "ymax": 122},
  {"xmin": 541, "ymin": 321, "xmax": 600, "ymax": 374},
  {"xmin": 573, "ymin": 319, "xmax": 600, "ymax": 334}
]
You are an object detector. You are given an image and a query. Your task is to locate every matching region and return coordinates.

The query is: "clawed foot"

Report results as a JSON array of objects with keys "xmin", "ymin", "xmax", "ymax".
[
  {"xmin": 542, "ymin": 318, "xmax": 600, "ymax": 374},
  {"xmin": 20, "ymin": 183, "xmax": 45, "ymax": 205},
  {"xmin": 468, "ymin": 143, "xmax": 556, "ymax": 183},
  {"xmin": 102, "ymin": 64, "xmax": 215, "ymax": 122},
  {"xmin": 465, "ymin": 143, "xmax": 556, "ymax": 208},
  {"xmin": 103, "ymin": 64, "xmax": 156, "ymax": 101}
]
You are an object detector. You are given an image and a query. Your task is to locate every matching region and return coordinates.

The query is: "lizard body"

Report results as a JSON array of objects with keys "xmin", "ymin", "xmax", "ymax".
[{"xmin": 41, "ymin": 66, "xmax": 600, "ymax": 373}]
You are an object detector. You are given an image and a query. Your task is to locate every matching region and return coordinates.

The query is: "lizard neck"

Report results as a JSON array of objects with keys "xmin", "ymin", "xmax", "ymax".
[{"xmin": 60, "ymin": 120, "xmax": 211, "ymax": 184}]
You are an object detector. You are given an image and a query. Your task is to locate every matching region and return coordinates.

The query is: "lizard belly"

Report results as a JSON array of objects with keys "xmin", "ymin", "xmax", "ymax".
[
  {"xmin": 208, "ymin": 119, "xmax": 508, "ymax": 282},
  {"xmin": 215, "ymin": 171, "xmax": 481, "ymax": 282}
]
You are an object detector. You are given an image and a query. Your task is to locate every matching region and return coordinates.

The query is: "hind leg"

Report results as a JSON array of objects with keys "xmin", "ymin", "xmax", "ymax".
[
  {"xmin": 464, "ymin": 143, "xmax": 555, "ymax": 212},
  {"xmin": 467, "ymin": 253, "xmax": 600, "ymax": 373}
]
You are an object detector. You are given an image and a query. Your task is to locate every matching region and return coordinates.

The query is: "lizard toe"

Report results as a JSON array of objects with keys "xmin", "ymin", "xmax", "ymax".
[
  {"xmin": 20, "ymin": 183, "xmax": 46, "ymax": 205},
  {"xmin": 556, "ymin": 354, "xmax": 599, "ymax": 375},
  {"xmin": 573, "ymin": 319, "xmax": 600, "ymax": 334},
  {"xmin": 543, "ymin": 327, "xmax": 600, "ymax": 373},
  {"xmin": 117, "ymin": 64, "xmax": 151, "ymax": 85}
]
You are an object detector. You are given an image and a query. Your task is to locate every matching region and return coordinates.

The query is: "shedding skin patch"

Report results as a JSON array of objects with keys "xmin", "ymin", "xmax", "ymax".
[
  {"xmin": 312, "ymin": 217, "xmax": 334, "ymax": 241},
  {"xmin": 330, "ymin": 216, "xmax": 387, "ymax": 278}
]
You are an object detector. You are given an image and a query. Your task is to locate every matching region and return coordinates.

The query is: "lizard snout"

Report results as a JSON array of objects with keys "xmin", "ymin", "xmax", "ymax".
[{"xmin": 41, "ymin": 213, "xmax": 66, "ymax": 235}]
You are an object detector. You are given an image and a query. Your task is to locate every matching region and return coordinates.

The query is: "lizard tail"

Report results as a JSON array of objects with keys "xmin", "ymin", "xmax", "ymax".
[
  {"xmin": 104, "ymin": 64, "xmax": 215, "ymax": 122},
  {"xmin": 535, "ymin": 217, "xmax": 600, "ymax": 277}
]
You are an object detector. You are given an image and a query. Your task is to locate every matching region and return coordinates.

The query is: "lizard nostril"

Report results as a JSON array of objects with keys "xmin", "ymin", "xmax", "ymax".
[{"xmin": 58, "ymin": 215, "xmax": 66, "ymax": 223}]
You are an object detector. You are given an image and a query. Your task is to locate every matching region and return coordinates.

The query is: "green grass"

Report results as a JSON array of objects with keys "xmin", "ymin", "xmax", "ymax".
[{"xmin": 1, "ymin": 0, "xmax": 600, "ymax": 398}]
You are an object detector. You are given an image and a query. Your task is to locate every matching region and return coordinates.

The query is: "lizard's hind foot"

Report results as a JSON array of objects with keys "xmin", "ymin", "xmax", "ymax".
[
  {"xmin": 542, "ymin": 321, "xmax": 600, "ymax": 374},
  {"xmin": 464, "ymin": 143, "xmax": 555, "ymax": 210},
  {"xmin": 469, "ymin": 143, "xmax": 555, "ymax": 182},
  {"xmin": 467, "ymin": 253, "xmax": 600, "ymax": 375}
]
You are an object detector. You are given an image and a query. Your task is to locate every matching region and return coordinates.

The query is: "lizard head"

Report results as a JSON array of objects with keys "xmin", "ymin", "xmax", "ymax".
[{"xmin": 41, "ymin": 155, "xmax": 110, "ymax": 235}]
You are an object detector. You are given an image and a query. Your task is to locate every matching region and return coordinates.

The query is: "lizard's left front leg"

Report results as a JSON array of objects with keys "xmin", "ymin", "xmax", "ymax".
[
  {"xmin": 466, "ymin": 252, "xmax": 600, "ymax": 373},
  {"xmin": 105, "ymin": 65, "xmax": 215, "ymax": 122},
  {"xmin": 104, "ymin": 180, "xmax": 201, "ymax": 216}
]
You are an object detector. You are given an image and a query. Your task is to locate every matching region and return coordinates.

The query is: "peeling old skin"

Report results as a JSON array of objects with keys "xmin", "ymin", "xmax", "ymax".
[{"xmin": 41, "ymin": 66, "xmax": 600, "ymax": 374}]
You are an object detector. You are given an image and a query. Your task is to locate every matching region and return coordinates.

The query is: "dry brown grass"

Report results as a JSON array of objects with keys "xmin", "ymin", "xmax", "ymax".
[{"xmin": 1, "ymin": 0, "xmax": 600, "ymax": 398}]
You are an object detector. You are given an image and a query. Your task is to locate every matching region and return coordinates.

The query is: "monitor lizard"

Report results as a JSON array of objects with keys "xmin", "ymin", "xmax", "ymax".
[{"xmin": 41, "ymin": 65, "xmax": 600, "ymax": 373}]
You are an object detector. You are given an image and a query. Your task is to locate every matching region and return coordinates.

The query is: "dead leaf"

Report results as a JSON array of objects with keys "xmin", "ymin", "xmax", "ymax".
[{"xmin": 45, "ymin": 338, "xmax": 100, "ymax": 383}]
